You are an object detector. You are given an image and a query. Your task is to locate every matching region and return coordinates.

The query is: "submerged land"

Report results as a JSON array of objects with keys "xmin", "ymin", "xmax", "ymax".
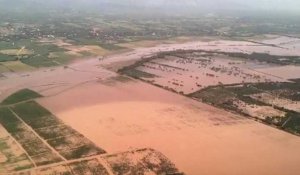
[{"xmin": 1, "ymin": 5, "xmax": 300, "ymax": 175}]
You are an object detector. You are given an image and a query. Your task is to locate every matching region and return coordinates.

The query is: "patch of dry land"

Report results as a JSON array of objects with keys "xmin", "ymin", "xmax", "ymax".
[{"xmin": 38, "ymin": 79, "xmax": 300, "ymax": 175}]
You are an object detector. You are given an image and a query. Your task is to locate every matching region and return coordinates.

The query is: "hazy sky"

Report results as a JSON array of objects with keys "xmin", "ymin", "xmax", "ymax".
[
  {"xmin": 1, "ymin": 0, "xmax": 300, "ymax": 14},
  {"xmin": 78, "ymin": 0, "xmax": 300, "ymax": 10}
]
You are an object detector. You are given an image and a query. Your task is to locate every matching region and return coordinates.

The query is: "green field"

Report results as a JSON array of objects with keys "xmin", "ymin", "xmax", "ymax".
[
  {"xmin": 0, "ymin": 107, "xmax": 63, "ymax": 166},
  {"xmin": 1, "ymin": 89, "xmax": 42, "ymax": 105},
  {"xmin": 10, "ymin": 99, "xmax": 106, "ymax": 160},
  {"xmin": 0, "ymin": 89, "xmax": 107, "ymax": 169},
  {"xmin": 0, "ymin": 53, "xmax": 17, "ymax": 62},
  {"xmin": 68, "ymin": 159, "xmax": 109, "ymax": 175}
]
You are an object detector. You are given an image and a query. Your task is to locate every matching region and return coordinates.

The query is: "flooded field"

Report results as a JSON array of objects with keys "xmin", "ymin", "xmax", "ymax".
[
  {"xmin": 122, "ymin": 52, "xmax": 285, "ymax": 94},
  {"xmin": 191, "ymin": 81, "xmax": 300, "ymax": 135},
  {"xmin": 1, "ymin": 36, "xmax": 300, "ymax": 175},
  {"xmin": 258, "ymin": 35, "xmax": 300, "ymax": 52},
  {"xmin": 37, "ymin": 79, "xmax": 300, "ymax": 175},
  {"xmin": 254, "ymin": 65, "xmax": 300, "ymax": 79},
  {"xmin": 251, "ymin": 93, "xmax": 300, "ymax": 113}
]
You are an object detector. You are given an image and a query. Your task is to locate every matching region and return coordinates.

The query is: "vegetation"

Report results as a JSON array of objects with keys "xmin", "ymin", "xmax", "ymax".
[
  {"xmin": 283, "ymin": 112, "xmax": 300, "ymax": 133},
  {"xmin": 0, "ymin": 107, "xmax": 22, "ymax": 133},
  {"xmin": 1, "ymin": 7, "xmax": 299, "ymax": 71},
  {"xmin": 121, "ymin": 68, "xmax": 157, "ymax": 79},
  {"xmin": 191, "ymin": 81, "xmax": 300, "ymax": 135},
  {"xmin": 0, "ymin": 53, "xmax": 17, "ymax": 62},
  {"xmin": 6, "ymin": 95, "xmax": 106, "ymax": 160},
  {"xmin": 0, "ymin": 91, "xmax": 106, "ymax": 169},
  {"xmin": 105, "ymin": 148, "xmax": 181, "ymax": 175},
  {"xmin": 12, "ymin": 101, "xmax": 52, "ymax": 122},
  {"xmin": 1, "ymin": 89, "xmax": 42, "ymax": 105},
  {"xmin": 0, "ymin": 106, "xmax": 63, "ymax": 166}
]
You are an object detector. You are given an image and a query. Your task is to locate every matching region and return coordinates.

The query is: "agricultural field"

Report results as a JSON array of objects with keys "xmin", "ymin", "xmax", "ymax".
[
  {"xmin": 119, "ymin": 50, "xmax": 295, "ymax": 94},
  {"xmin": 103, "ymin": 148, "xmax": 182, "ymax": 175},
  {"xmin": 0, "ymin": 61, "xmax": 35, "ymax": 72},
  {"xmin": 25, "ymin": 158, "xmax": 110, "ymax": 175},
  {"xmin": 0, "ymin": 38, "xmax": 115, "ymax": 71},
  {"xmin": 0, "ymin": 90, "xmax": 107, "ymax": 173},
  {"xmin": 0, "ymin": 124, "xmax": 33, "ymax": 172},
  {"xmin": 0, "ymin": 89, "xmax": 181, "ymax": 174},
  {"xmin": 36, "ymin": 77, "xmax": 300, "ymax": 175},
  {"xmin": 11, "ymin": 100, "xmax": 106, "ymax": 160},
  {"xmin": 1, "ymin": 6, "xmax": 299, "ymax": 73},
  {"xmin": 18, "ymin": 149, "xmax": 181, "ymax": 175},
  {"xmin": 0, "ymin": 107, "xmax": 63, "ymax": 166},
  {"xmin": 2, "ymin": 1, "xmax": 300, "ymax": 174},
  {"xmin": 1, "ymin": 89, "xmax": 42, "ymax": 105},
  {"xmin": 67, "ymin": 158, "xmax": 109, "ymax": 175},
  {"xmin": 190, "ymin": 81, "xmax": 300, "ymax": 135},
  {"xmin": 119, "ymin": 37, "xmax": 300, "ymax": 136}
]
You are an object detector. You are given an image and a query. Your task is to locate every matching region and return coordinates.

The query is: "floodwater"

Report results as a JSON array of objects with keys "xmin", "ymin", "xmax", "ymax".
[
  {"xmin": 1, "ymin": 36, "xmax": 300, "ymax": 100},
  {"xmin": 1, "ymin": 36, "xmax": 300, "ymax": 175},
  {"xmin": 137, "ymin": 55, "xmax": 283, "ymax": 94},
  {"xmin": 38, "ymin": 80, "xmax": 300, "ymax": 175}
]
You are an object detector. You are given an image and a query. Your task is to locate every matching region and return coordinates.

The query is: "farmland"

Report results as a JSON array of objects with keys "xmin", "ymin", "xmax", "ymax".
[
  {"xmin": 36, "ymin": 76, "xmax": 300, "ymax": 175},
  {"xmin": 1, "ymin": 89, "xmax": 42, "ymax": 105},
  {"xmin": 0, "ymin": 89, "xmax": 181, "ymax": 174},
  {"xmin": 119, "ymin": 35, "xmax": 300, "ymax": 136},
  {"xmin": 0, "ymin": 107, "xmax": 63, "ymax": 166},
  {"xmin": 0, "ymin": 123, "xmax": 33, "ymax": 172},
  {"xmin": 0, "ymin": 90, "xmax": 106, "ymax": 172},
  {"xmin": 103, "ymin": 148, "xmax": 180, "ymax": 175},
  {"xmin": 1, "ymin": 6, "xmax": 300, "ymax": 73},
  {"xmin": 190, "ymin": 81, "xmax": 300, "ymax": 135},
  {"xmin": 1, "ymin": 0, "xmax": 300, "ymax": 174},
  {"xmin": 0, "ymin": 33, "xmax": 300, "ymax": 174},
  {"xmin": 1, "ymin": 6, "xmax": 300, "ymax": 174}
]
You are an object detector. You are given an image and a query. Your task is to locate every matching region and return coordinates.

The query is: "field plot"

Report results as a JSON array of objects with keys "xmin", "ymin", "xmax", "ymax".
[
  {"xmin": 16, "ymin": 148, "xmax": 181, "ymax": 175},
  {"xmin": 119, "ymin": 48, "xmax": 300, "ymax": 135},
  {"xmin": 0, "ymin": 89, "xmax": 107, "ymax": 173},
  {"xmin": 0, "ymin": 61, "xmax": 35, "ymax": 72},
  {"xmin": 120, "ymin": 51, "xmax": 283, "ymax": 94},
  {"xmin": 0, "ymin": 49, "xmax": 33, "ymax": 56},
  {"xmin": 0, "ymin": 107, "xmax": 63, "ymax": 167},
  {"xmin": 36, "ymin": 77, "xmax": 300, "ymax": 175},
  {"xmin": 251, "ymin": 93, "xmax": 300, "ymax": 113},
  {"xmin": 0, "ymin": 124, "xmax": 33, "ymax": 172},
  {"xmin": 31, "ymin": 158, "xmax": 109, "ymax": 175},
  {"xmin": 254, "ymin": 65, "xmax": 300, "ymax": 79},
  {"xmin": 11, "ymin": 101, "xmax": 106, "ymax": 160},
  {"xmin": 103, "ymin": 148, "xmax": 182, "ymax": 175},
  {"xmin": 39, "ymin": 38, "xmax": 114, "ymax": 58},
  {"xmin": 68, "ymin": 159, "xmax": 109, "ymax": 175},
  {"xmin": 190, "ymin": 81, "xmax": 300, "ymax": 135},
  {"xmin": 0, "ymin": 48, "xmax": 33, "ymax": 63},
  {"xmin": 33, "ymin": 165, "xmax": 72, "ymax": 175},
  {"xmin": 1, "ymin": 89, "xmax": 42, "ymax": 106},
  {"xmin": 256, "ymin": 35, "xmax": 300, "ymax": 52}
]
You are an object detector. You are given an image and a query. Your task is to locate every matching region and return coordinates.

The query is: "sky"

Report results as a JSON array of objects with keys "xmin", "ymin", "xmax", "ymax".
[
  {"xmin": 74, "ymin": 0, "xmax": 300, "ymax": 10},
  {"xmin": 1, "ymin": 0, "xmax": 300, "ymax": 15}
]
